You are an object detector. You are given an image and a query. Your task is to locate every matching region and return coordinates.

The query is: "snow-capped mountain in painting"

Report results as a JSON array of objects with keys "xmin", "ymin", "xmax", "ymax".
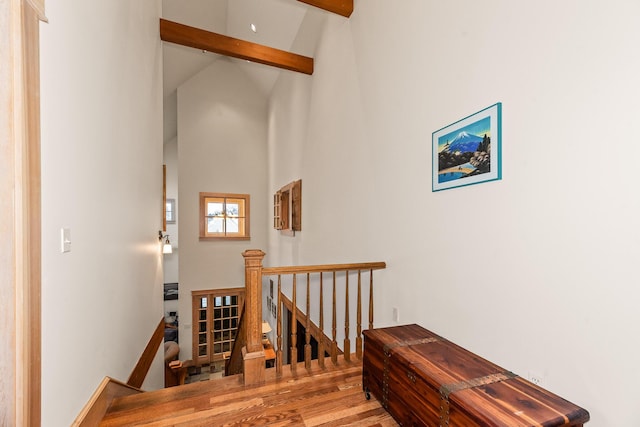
[{"xmin": 444, "ymin": 131, "xmax": 483, "ymax": 153}]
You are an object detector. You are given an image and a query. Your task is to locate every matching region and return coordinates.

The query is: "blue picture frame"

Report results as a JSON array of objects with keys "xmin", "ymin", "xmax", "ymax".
[{"xmin": 432, "ymin": 103, "xmax": 502, "ymax": 192}]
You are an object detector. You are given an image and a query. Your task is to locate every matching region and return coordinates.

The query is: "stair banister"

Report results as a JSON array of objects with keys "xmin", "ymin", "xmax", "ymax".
[
  {"xmin": 241, "ymin": 249, "xmax": 266, "ymax": 385},
  {"xmin": 244, "ymin": 251, "xmax": 386, "ymax": 377}
]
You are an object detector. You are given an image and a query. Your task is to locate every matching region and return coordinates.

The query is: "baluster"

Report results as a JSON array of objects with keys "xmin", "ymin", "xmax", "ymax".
[
  {"xmin": 331, "ymin": 271, "xmax": 338, "ymax": 364},
  {"xmin": 369, "ymin": 269, "xmax": 374, "ymax": 330},
  {"xmin": 344, "ymin": 271, "xmax": 351, "ymax": 362},
  {"xmin": 318, "ymin": 272, "xmax": 325, "ymax": 369},
  {"xmin": 276, "ymin": 275, "xmax": 283, "ymax": 376},
  {"xmin": 305, "ymin": 273, "xmax": 311, "ymax": 369},
  {"xmin": 291, "ymin": 273, "xmax": 298, "ymax": 375},
  {"xmin": 356, "ymin": 270, "xmax": 362, "ymax": 360}
]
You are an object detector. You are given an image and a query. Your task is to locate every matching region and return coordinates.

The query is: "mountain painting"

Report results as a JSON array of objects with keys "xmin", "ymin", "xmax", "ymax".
[
  {"xmin": 432, "ymin": 103, "xmax": 502, "ymax": 192},
  {"xmin": 438, "ymin": 116, "xmax": 491, "ymax": 183}
]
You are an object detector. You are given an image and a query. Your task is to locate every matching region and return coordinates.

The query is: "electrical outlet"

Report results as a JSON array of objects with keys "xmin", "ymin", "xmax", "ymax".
[
  {"xmin": 392, "ymin": 307, "xmax": 400, "ymax": 323},
  {"xmin": 528, "ymin": 372, "xmax": 545, "ymax": 387}
]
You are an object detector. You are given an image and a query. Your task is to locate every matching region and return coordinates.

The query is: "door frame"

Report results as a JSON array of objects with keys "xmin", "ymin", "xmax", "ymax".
[
  {"xmin": 1, "ymin": 0, "xmax": 46, "ymax": 425},
  {"xmin": 192, "ymin": 288, "xmax": 245, "ymax": 366}
]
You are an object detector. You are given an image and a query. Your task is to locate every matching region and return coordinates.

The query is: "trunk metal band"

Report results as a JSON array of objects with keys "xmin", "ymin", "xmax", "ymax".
[
  {"xmin": 440, "ymin": 371, "xmax": 518, "ymax": 399},
  {"xmin": 438, "ymin": 371, "xmax": 517, "ymax": 426},
  {"xmin": 383, "ymin": 336, "xmax": 440, "ymax": 354}
]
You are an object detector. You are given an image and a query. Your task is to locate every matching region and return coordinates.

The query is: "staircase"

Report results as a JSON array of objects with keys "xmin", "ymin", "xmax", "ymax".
[
  {"xmin": 237, "ymin": 250, "xmax": 386, "ymax": 383},
  {"xmin": 73, "ymin": 250, "xmax": 388, "ymax": 426},
  {"xmin": 99, "ymin": 356, "xmax": 397, "ymax": 426}
]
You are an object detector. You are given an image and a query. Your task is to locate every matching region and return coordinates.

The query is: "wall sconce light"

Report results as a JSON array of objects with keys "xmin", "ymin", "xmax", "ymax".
[{"xmin": 159, "ymin": 231, "xmax": 173, "ymax": 254}]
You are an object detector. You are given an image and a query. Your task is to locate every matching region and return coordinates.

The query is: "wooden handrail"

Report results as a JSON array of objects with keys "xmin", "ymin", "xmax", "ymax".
[
  {"xmin": 127, "ymin": 317, "xmax": 165, "ymax": 388},
  {"xmin": 262, "ymin": 261, "xmax": 386, "ymax": 275},
  {"xmin": 74, "ymin": 317, "xmax": 164, "ymax": 424}
]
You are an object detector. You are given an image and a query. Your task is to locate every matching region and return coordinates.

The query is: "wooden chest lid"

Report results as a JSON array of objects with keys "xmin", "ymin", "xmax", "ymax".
[{"xmin": 363, "ymin": 324, "xmax": 589, "ymax": 426}]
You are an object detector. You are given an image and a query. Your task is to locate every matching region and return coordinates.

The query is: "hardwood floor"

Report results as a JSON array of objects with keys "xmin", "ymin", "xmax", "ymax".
[{"xmin": 101, "ymin": 358, "xmax": 397, "ymax": 426}]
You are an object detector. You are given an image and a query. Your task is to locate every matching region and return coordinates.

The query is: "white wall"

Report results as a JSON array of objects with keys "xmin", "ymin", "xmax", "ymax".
[
  {"xmin": 163, "ymin": 137, "xmax": 179, "ymax": 318},
  {"xmin": 177, "ymin": 59, "xmax": 269, "ymax": 360},
  {"xmin": 268, "ymin": 1, "xmax": 640, "ymax": 425},
  {"xmin": 40, "ymin": 1, "xmax": 164, "ymax": 425}
]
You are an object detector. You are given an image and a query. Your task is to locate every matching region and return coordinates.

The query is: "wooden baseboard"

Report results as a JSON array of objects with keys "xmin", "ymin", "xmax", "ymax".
[{"xmin": 71, "ymin": 377, "xmax": 142, "ymax": 427}]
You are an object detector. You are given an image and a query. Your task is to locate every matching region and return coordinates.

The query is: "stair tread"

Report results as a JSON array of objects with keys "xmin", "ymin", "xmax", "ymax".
[{"xmin": 100, "ymin": 355, "xmax": 397, "ymax": 426}]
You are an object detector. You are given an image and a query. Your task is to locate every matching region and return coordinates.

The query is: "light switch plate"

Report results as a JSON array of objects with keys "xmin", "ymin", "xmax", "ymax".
[{"xmin": 61, "ymin": 228, "xmax": 71, "ymax": 253}]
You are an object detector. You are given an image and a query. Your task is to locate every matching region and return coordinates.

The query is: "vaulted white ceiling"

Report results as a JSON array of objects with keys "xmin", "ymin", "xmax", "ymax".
[
  {"xmin": 162, "ymin": 0, "xmax": 313, "ymax": 98},
  {"xmin": 162, "ymin": 0, "xmax": 321, "ymax": 142}
]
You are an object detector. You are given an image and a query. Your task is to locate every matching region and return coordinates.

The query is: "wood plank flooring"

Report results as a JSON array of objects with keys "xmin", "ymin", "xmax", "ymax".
[{"xmin": 101, "ymin": 358, "xmax": 398, "ymax": 426}]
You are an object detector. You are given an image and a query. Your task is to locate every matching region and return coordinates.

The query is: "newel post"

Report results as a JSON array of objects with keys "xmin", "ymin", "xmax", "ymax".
[{"xmin": 242, "ymin": 249, "xmax": 266, "ymax": 385}]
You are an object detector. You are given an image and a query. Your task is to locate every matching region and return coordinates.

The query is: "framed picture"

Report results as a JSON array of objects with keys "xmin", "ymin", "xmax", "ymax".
[
  {"xmin": 432, "ymin": 103, "xmax": 502, "ymax": 192},
  {"xmin": 163, "ymin": 282, "xmax": 178, "ymax": 300}
]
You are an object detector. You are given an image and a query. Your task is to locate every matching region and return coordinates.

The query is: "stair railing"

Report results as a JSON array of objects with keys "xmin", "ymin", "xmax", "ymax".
[
  {"xmin": 127, "ymin": 317, "xmax": 166, "ymax": 388},
  {"xmin": 241, "ymin": 250, "xmax": 386, "ymax": 384},
  {"xmin": 72, "ymin": 317, "xmax": 164, "ymax": 426}
]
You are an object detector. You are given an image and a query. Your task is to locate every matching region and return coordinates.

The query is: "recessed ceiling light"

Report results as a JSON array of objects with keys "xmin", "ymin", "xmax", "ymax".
[{"xmin": 250, "ymin": 23, "xmax": 257, "ymax": 33}]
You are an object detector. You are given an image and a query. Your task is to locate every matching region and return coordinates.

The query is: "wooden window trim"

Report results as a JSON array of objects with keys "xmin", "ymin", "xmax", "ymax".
[
  {"xmin": 192, "ymin": 287, "xmax": 246, "ymax": 298},
  {"xmin": 199, "ymin": 192, "xmax": 250, "ymax": 240},
  {"xmin": 273, "ymin": 180, "xmax": 301, "ymax": 236}
]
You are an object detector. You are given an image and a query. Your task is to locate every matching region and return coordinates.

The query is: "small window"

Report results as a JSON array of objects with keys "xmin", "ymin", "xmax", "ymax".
[
  {"xmin": 199, "ymin": 192, "xmax": 250, "ymax": 240},
  {"xmin": 166, "ymin": 198, "xmax": 176, "ymax": 224}
]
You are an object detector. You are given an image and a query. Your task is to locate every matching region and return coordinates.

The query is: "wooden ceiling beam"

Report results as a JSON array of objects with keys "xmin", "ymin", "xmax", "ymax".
[
  {"xmin": 160, "ymin": 19, "xmax": 314, "ymax": 75},
  {"xmin": 297, "ymin": 0, "xmax": 353, "ymax": 17}
]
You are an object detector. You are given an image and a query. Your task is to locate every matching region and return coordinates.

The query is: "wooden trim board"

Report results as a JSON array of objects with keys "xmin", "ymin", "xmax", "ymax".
[{"xmin": 160, "ymin": 19, "xmax": 314, "ymax": 75}]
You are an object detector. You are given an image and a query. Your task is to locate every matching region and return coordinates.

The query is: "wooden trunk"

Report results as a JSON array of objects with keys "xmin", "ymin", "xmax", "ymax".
[{"xmin": 363, "ymin": 324, "xmax": 589, "ymax": 427}]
